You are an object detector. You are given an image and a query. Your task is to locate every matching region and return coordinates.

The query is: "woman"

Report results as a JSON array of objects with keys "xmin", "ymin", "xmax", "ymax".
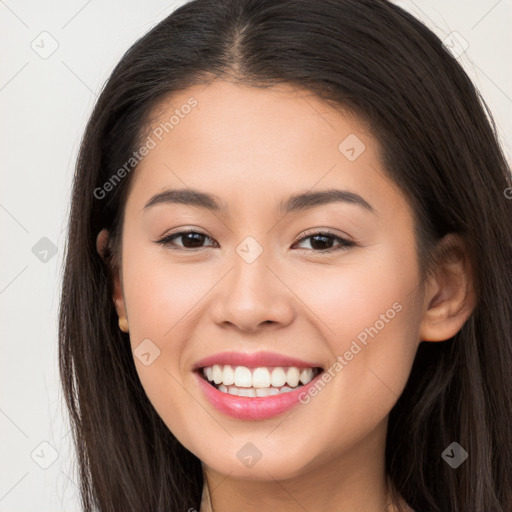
[{"xmin": 59, "ymin": 0, "xmax": 512, "ymax": 510}]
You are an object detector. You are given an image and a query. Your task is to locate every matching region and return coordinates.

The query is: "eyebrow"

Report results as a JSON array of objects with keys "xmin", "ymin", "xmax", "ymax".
[{"xmin": 142, "ymin": 188, "xmax": 375, "ymax": 215}]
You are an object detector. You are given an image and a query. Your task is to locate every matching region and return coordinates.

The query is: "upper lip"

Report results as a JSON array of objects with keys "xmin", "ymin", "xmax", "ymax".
[{"xmin": 193, "ymin": 351, "xmax": 324, "ymax": 370}]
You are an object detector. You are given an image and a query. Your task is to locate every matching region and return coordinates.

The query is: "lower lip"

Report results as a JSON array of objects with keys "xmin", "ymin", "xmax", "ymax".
[{"xmin": 194, "ymin": 370, "xmax": 324, "ymax": 420}]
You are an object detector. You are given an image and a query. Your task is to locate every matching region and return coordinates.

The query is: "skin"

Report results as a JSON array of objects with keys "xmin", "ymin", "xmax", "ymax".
[{"xmin": 96, "ymin": 80, "xmax": 476, "ymax": 512}]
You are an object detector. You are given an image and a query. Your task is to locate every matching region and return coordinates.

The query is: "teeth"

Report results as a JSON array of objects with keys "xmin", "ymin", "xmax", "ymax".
[
  {"xmin": 212, "ymin": 364, "xmax": 223, "ymax": 384},
  {"xmin": 222, "ymin": 365, "xmax": 235, "ymax": 386},
  {"xmin": 299, "ymin": 368, "xmax": 314, "ymax": 385},
  {"xmin": 234, "ymin": 366, "xmax": 252, "ymax": 387},
  {"xmin": 238, "ymin": 387, "xmax": 256, "ymax": 397},
  {"xmin": 270, "ymin": 367, "xmax": 286, "ymax": 387},
  {"xmin": 215, "ymin": 383, "xmax": 296, "ymax": 397},
  {"xmin": 201, "ymin": 364, "xmax": 319, "ymax": 393},
  {"xmin": 286, "ymin": 367, "xmax": 300, "ymax": 387},
  {"xmin": 252, "ymin": 367, "xmax": 271, "ymax": 388}
]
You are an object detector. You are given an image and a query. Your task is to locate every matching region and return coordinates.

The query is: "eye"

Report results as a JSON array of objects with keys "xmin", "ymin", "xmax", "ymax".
[
  {"xmin": 156, "ymin": 230, "xmax": 218, "ymax": 250},
  {"xmin": 292, "ymin": 230, "xmax": 355, "ymax": 253},
  {"xmin": 156, "ymin": 229, "xmax": 355, "ymax": 253}
]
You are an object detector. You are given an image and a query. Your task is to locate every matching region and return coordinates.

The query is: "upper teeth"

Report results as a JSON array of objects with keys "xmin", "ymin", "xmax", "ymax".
[{"xmin": 202, "ymin": 365, "xmax": 317, "ymax": 388}]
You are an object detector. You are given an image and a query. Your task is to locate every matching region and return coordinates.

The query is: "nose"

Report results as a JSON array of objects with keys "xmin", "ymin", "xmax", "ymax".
[{"xmin": 210, "ymin": 248, "xmax": 295, "ymax": 333}]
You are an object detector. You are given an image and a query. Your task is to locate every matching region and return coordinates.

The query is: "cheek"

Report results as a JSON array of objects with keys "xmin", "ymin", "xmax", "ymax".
[
  {"xmin": 289, "ymin": 245, "xmax": 421, "ymax": 413},
  {"xmin": 122, "ymin": 240, "xmax": 215, "ymax": 339},
  {"xmin": 314, "ymin": 298, "xmax": 420, "ymax": 453},
  {"xmin": 119, "ymin": 240, "xmax": 209, "ymax": 414},
  {"xmin": 290, "ymin": 244, "xmax": 419, "ymax": 338},
  {"xmin": 120, "ymin": 257, "xmax": 206, "ymax": 445}
]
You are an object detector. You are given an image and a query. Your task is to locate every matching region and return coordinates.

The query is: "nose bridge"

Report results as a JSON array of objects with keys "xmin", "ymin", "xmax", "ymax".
[
  {"xmin": 230, "ymin": 234, "xmax": 275, "ymax": 301},
  {"xmin": 235, "ymin": 234, "xmax": 267, "ymax": 267},
  {"xmin": 211, "ymin": 234, "xmax": 294, "ymax": 331}
]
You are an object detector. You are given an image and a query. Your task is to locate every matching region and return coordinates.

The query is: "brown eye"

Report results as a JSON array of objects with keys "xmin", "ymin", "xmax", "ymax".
[
  {"xmin": 156, "ymin": 229, "xmax": 355, "ymax": 253},
  {"xmin": 157, "ymin": 230, "xmax": 217, "ymax": 250},
  {"xmin": 293, "ymin": 231, "xmax": 355, "ymax": 253}
]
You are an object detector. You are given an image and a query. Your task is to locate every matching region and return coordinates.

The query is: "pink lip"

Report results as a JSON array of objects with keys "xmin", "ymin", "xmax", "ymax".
[
  {"xmin": 193, "ymin": 350, "xmax": 323, "ymax": 370},
  {"xmin": 194, "ymin": 370, "xmax": 324, "ymax": 420}
]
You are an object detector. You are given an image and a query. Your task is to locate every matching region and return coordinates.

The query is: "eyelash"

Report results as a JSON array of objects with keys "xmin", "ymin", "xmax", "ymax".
[{"xmin": 155, "ymin": 229, "xmax": 356, "ymax": 254}]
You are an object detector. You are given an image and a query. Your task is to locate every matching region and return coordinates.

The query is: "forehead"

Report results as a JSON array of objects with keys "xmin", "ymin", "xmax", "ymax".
[
  {"xmin": 125, "ymin": 80, "xmax": 407, "ymax": 221},
  {"xmin": 143, "ymin": 80, "xmax": 373, "ymax": 159}
]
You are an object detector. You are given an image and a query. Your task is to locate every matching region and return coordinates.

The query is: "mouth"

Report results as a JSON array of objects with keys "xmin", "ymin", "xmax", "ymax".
[{"xmin": 196, "ymin": 364, "xmax": 324, "ymax": 397}]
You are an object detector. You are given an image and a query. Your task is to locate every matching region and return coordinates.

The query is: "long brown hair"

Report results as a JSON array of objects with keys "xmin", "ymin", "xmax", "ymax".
[{"xmin": 59, "ymin": 0, "xmax": 512, "ymax": 510}]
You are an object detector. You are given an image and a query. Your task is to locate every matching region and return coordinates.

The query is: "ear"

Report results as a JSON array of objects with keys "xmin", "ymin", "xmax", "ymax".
[
  {"xmin": 419, "ymin": 233, "xmax": 476, "ymax": 342},
  {"xmin": 96, "ymin": 228, "xmax": 127, "ymax": 321}
]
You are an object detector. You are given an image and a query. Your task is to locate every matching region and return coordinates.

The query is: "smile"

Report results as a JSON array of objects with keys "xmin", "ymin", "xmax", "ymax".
[
  {"xmin": 201, "ymin": 364, "xmax": 321, "ymax": 397},
  {"xmin": 192, "ymin": 351, "xmax": 326, "ymax": 419}
]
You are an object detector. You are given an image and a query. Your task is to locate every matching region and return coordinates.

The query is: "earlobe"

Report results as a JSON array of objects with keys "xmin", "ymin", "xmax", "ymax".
[
  {"xmin": 111, "ymin": 266, "xmax": 127, "ymax": 319},
  {"xmin": 419, "ymin": 234, "xmax": 476, "ymax": 342}
]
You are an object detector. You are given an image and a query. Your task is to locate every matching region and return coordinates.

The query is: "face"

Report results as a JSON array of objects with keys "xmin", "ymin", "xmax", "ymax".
[{"xmin": 109, "ymin": 80, "xmax": 427, "ymax": 481}]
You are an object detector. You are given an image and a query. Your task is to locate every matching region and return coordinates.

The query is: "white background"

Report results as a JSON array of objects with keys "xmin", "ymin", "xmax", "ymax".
[{"xmin": 1, "ymin": 1, "xmax": 511, "ymax": 510}]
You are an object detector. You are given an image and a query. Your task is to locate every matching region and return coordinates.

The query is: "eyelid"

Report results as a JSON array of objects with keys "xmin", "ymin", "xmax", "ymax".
[{"xmin": 294, "ymin": 227, "xmax": 353, "ymax": 244}]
